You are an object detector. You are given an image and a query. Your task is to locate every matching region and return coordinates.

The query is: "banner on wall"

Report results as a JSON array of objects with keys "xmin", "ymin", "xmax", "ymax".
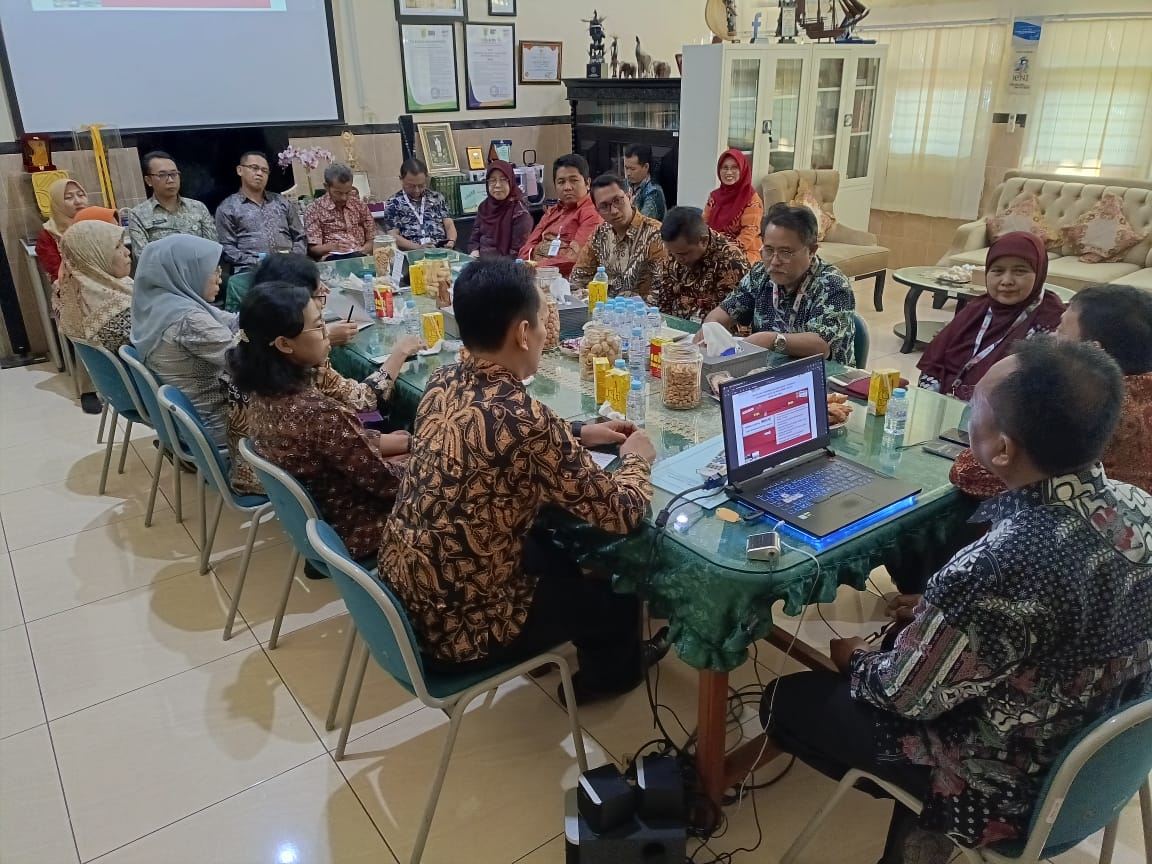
[{"xmin": 1005, "ymin": 18, "xmax": 1042, "ymax": 97}]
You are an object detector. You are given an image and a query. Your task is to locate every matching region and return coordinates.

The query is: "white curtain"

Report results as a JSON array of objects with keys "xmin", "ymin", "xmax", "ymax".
[
  {"xmin": 1021, "ymin": 18, "xmax": 1152, "ymax": 179},
  {"xmin": 866, "ymin": 25, "xmax": 1005, "ymax": 219}
]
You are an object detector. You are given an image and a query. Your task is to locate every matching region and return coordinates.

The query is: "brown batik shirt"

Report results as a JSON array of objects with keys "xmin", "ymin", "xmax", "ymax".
[
  {"xmin": 650, "ymin": 229, "xmax": 750, "ymax": 321},
  {"xmin": 247, "ymin": 385, "xmax": 405, "ymax": 560},
  {"xmin": 379, "ymin": 356, "xmax": 653, "ymax": 663},
  {"xmin": 569, "ymin": 210, "xmax": 667, "ymax": 300}
]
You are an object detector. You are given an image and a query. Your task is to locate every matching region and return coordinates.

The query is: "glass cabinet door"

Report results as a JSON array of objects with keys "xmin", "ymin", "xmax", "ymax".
[
  {"xmin": 846, "ymin": 56, "xmax": 880, "ymax": 179},
  {"xmin": 725, "ymin": 57, "xmax": 762, "ymax": 162},
  {"xmin": 769, "ymin": 57, "xmax": 804, "ymax": 172},
  {"xmin": 810, "ymin": 57, "xmax": 844, "ymax": 170}
]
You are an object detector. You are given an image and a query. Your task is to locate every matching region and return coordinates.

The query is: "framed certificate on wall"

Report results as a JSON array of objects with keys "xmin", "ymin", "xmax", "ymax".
[
  {"xmin": 399, "ymin": 23, "xmax": 460, "ymax": 113},
  {"xmin": 395, "ymin": 0, "xmax": 464, "ymax": 19},
  {"xmin": 464, "ymin": 23, "xmax": 516, "ymax": 110}
]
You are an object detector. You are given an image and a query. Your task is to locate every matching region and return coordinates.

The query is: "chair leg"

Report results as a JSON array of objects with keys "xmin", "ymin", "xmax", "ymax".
[
  {"xmin": 1100, "ymin": 817, "xmax": 1119, "ymax": 864},
  {"xmin": 98, "ymin": 408, "xmax": 119, "ymax": 496},
  {"xmin": 96, "ymin": 401, "xmax": 109, "ymax": 443},
  {"xmin": 197, "ymin": 476, "xmax": 207, "ymax": 551},
  {"xmin": 172, "ymin": 457, "xmax": 183, "ymax": 523},
  {"xmin": 780, "ymin": 769, "xmax": 868, "ymax": 864},
  {"xmin": 145, "ymin": 446, "xmax": 164, "ymax": 528},
  {"xmin": 1139, "ymin": 779, "xmax": 1151, "ymax": 864},
  {"xmin": 326, "ymin": 623, "xmax": 359, "ymax": 732},
  {"xmin": 335, "ymin": 640, "xmax": 371, "ymax": 760},
  {"xmin": 556, "ymin": 660, "xmax": 588, "ymax": 773},
  {"xmin": 117, "ymin": 420, "xmax": 133, "ymax": 474},
  {"xmin": 411, "ymin": 699, "xmax": 471, "ymax": 864},
  {"xmin": 268, "ymin": 549, "xmax": 300, "ymax": 650},
  {"xmin": 200, "ymin": 495, "xmax": 223, "ymax": 575},
  {"xmin": 874, "ymin": 270, "xmax": 886, "ymax": 313},
  {"xmin": 222, "ymin": 509, "xmax": 264, "ymax": 641}
]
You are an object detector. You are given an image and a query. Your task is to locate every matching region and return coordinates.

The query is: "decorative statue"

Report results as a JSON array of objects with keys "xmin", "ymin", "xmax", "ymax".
[
  {"xmin": 635, "ymin": 36, "xmax": 653, "ymax": 78},
  {"xmin": 610, "ymin": 36, "xmax": 619, "ymax": 78},
  {"xmin": 340, "ymin": 130, "xmax": 358, "ymax": 171},
  {"xmin": 583, "ymin": 10, "xmax": 607, "ymax": 77},
  {"xmin": 653, "ymin": 61, "xmax": 671, "ymax": 78},
  {"xmin": 620, "ymin": 62, "xmax": 637, "ymax": 79}
]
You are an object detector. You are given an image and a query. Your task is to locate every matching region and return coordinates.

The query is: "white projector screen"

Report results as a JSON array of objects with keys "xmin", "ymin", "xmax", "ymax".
[{"xmin": 1, "ymin": 0, "xmax": 341, "ymax": 133}]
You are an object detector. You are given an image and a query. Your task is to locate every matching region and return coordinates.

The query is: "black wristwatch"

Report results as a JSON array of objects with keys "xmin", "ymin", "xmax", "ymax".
[{"xmin": 570, "ymin": 420, "xmax": 586, "ymax": 439}]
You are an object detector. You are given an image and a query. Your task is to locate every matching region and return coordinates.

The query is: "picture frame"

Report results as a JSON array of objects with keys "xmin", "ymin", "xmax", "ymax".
[
  {"xmin": 464, "ymin": 23, "xmax": 516, "ymax": 110},
  {"xmin": 518, "ymin": 40, "xmax": 563, "ymax": 85},
  {"xmin": 394, "ymin": 0, "xmax": 464, "ymax": 19},
  {"xmin": 459, "ymin": 182, "xmax": 489, "ymax": 215},
  {"xmin": 466, "ymin": 146, "xmax": 486, "ymax": 170},
  {"xmin": 399, "ymin": 23, "xmax": 460, "ymax": 113},
  {"xmin": 488, "ymin": 0, "xmax": 515, "ymax": 15},
  {"xmin": 417, "ymin": 122, "xmax": 461, "ymax": 176}
]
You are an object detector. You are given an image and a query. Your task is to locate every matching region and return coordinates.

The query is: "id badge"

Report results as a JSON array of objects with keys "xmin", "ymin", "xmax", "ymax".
[
  {"xmin": 547, "ymin": 237, "xmax": 562, "ymax": 256},
  {"xmin": 420, "ymin": 236, "xmax": 431, "ymax": 246}
]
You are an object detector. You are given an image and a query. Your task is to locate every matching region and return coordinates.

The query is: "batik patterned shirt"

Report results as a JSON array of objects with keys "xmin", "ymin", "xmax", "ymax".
[
  {"xmin": 378, "ymin": 357, "xmax": 652, "ymax": 663},
  {"xmin": 215, "ymin": 191, "xmax": 306, "ymax": 268},
  {"xmin": 128, "ymin": 197, "xmax": 217, "ymax": 255},
  {"xmin": 850, "ymin": 465, "xmax": 1152, "ymax": 847},
  {"xmin": 304, "ymin": 191, "xmax": 377, "ymax": 254},
  {"xmin": 630, "ymin": 178, "xmax": 667, "ymax": 222},
  {"xmin": 718, "ymin": 257, "xmax": 856, "ymax": 365},
  {"xmin": 569, "ymin": 211, "xmax": 667, "ymax": 300},
  {"xmin": 650, "ymin": 229, "xmax": 749, "ymax": 321},
  {"xmin": 381, "ymin": 190, "xmax": 450, "ymax": 246}
]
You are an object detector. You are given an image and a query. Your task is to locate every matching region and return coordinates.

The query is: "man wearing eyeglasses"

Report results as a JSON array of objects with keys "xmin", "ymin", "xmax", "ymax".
[
  {"xmin": 568, "ymin": 173, "xmax": 666, "ymax": 300},
  {"xmin": 698, "ymin": 203, "xmax": 857, "ymax": 365},
  {"xmin": 127, "ymin": 151, "xmax": 216, "ymax": 257},
  {"xmin": 215, "ymin": 150, "xmax": 306, "ymax": 270}
]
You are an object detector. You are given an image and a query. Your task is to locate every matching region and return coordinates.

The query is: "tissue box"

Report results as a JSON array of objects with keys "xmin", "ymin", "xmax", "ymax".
[
  {"xmin": 557, "ymin": 300, "xmax": 589, "ymax": 338},
  {"xmin": 700, "ymin": 340, "xmax": 772, "ymax": 390}
]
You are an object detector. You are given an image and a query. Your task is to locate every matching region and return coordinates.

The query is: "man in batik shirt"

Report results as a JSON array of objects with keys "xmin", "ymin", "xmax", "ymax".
[
  {"xmin": 650, "ymin": 206, "xmax": 748, "ymax": 321},
  {"xmin": 700, "ymin": 203, "xmax": 856, "ymax": 365},
  {"xmin": 215, "ymin": 150, "xmax": 306, "ymax": 270},
  {"xmin": 764, "ymin": 337, "xmax": 1152, "ymax": 861}
]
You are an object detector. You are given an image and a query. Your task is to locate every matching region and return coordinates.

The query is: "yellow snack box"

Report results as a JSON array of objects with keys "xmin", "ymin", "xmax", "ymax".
[
  {"xmin": 593, "ymin": 357, "xmax": 611, "ymax": 404},
  {"xmin": 409, "ymin": 260, "xmax": 426, "ymax": 295},
  {"xmin": 587, "ymin": 277, "xmax": 608, "ymax": 312},
  {"xmin": 867, "ymin": 369, "xmax": 902, "ymax": 416},
  {"xmin": 606, "ymin": 367, "xmax": 630, "ymax": 414},
  {"xmin": 422, "ymin": 311, "xmax": 444, "ymax": 346}
]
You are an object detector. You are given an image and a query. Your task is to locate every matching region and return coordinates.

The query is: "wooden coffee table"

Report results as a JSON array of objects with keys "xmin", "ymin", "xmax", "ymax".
[{"xmin": 893, "ymin": 266, "xmax": 985, "ymax": 353}]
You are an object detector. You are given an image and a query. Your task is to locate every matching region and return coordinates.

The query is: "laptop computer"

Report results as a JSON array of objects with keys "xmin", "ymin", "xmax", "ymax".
[{"xmin": 718, "ymin": 356, "xmax": 921, "ymax": 539}]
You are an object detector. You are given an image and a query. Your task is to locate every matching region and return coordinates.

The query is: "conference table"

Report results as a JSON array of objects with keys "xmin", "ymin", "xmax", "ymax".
[{"xmin": 320, "ymin": 255, "xmax": 975, "ymax": 821}]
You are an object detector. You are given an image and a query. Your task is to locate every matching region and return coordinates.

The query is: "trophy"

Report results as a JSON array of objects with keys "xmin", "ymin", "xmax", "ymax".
[
  {"xmin": 583, "ymin": 10, "xmax": 607, "ymax": 79},
  {"xmin": 20, "ymin": 134, "xmax": 56, "ymax": 172}
]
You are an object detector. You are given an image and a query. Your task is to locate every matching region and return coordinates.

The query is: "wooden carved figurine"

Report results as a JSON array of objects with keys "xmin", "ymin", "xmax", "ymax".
[
  {"xmin": 619, "ymin": 62, "xmax": 637, "ymax": 79},
  {"xmin": 635, "ymin": 36, "xmax": 653, "ymax": 78},
  {"xmin": 610, "ymin": 36, "xmax": 619, "ymax": 77},
  {"xmin": 653, "ymin": 61, "xmax": 671, "ymax": 78}
]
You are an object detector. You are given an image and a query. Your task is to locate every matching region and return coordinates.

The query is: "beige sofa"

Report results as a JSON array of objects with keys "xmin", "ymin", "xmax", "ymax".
[
  {"xmin": 939, "ymin": 170, "xmax": 1152, "ymax": 292},
  {"xmin": 762, "ymin": 170, "xmax": 891, "ymax": 311}
]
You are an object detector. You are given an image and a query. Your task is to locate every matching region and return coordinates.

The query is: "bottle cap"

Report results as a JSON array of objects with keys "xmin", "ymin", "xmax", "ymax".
[
  {"xmin": 893, "ymin": 388, "xmax": 907, "ymax": 398},
  {"xmin": 631, "ymin": 379, "xmax": 643, "ymax": 390},
  {"xmin": 406, "ymin": 299, "xmax": 416, "ymax": 307},
  {"xmin": 614, "ymin": 359, "xmax": 626, "ymax": 369},
  {"xmin": 515, "ymin": 258, "xmax": 524, "ymax": 264},
  {"xmin": 632, "ymin": 327, "xmax": 642, "ymax": 336}
]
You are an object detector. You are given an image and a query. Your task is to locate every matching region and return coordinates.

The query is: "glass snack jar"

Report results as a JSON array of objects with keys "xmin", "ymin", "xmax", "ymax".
[{"xmin": 661, "ymin": 342, "xmax": 703, "ymax": 409}]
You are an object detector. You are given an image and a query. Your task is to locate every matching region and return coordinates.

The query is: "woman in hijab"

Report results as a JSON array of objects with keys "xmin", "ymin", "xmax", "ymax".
[
  {"xmin": 57, "ymin": 221, "xmax": 133, "ymax": 353},
  {"xmin": 36, "ymin": 179, "xmax": 90, "ymax": 281},
  {"xmin": 468, "ymin": 160, "xmax": 533, "ymax": 258},
  {"xmin": 131, "ymin": 234, "xmax": 235, "ymax": 447},
  {"xmin": 703, "ymin": 149, "xmax": 763, "ymax": 266},
  {"xmin": 917, "ymin": 231, "xmax": 1065, "ymax": 401}
]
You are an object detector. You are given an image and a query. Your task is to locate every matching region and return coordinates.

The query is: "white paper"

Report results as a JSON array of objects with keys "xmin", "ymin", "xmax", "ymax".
[
  {"xmin": 700, "ymin": 321, "xmax": 740, "ymax": 358},
  {"xmin": 590, "ymin": 452, "xmax": 617, "ymax": 469},
  {"xmin": 521, "ymin": 43, "xmax": 561, "ymax": 83},
  {"xmin": 465, "ymin": 24, "xmax": 515, "ymax": 109},
  {"xmin": 390, "ymin": 250, "xmax": 405, "ymax": 285}
]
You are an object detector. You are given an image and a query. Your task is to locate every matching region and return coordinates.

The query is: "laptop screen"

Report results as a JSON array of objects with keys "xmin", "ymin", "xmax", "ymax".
[{"xmin": 720, "ymin": 356, "xmax": 830, "ymax": 485}]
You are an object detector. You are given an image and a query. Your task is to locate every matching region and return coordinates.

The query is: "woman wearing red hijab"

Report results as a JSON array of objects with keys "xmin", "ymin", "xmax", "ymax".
[
  {"xmin": 917, "ymin": 231, "xmax": 1065, "ymax": 401},
  {"xmin": 702, "ymin": 149, "xmax": 764, "ymax": 266},
  {"xmin": 468, "ymin": 160, "xmax": 533, "ymax": 258}
]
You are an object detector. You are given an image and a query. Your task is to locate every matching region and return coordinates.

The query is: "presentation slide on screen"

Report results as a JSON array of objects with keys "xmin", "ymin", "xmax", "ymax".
[
  {"xmin": 732, "ymin": 371, "xmax": 818, "ymax": 466},
  {"xmin": 32, "ymin": 0, "xmax": 286, "ymax": 9}
]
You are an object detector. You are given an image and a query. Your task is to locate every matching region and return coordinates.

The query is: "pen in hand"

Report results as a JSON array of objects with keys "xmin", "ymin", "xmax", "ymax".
[{"xmin": 346, "ymin": 307, "xmax": 354, "ymax": 323}]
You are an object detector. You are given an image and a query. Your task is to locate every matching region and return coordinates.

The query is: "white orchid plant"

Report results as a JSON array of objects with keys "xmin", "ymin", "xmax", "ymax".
[{"xmin": 277, "ymin": 145, "xmax": 334, "ymax": 197}]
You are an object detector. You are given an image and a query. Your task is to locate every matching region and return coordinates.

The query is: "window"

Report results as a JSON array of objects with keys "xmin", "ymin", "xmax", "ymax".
[
  {"xmin": 868, "ymin": 25, "xmax": 1005, "ymax": 219},
  {"xmin": 1021, "ymin": 18, "xmax": 1152, "ymax": 178}
]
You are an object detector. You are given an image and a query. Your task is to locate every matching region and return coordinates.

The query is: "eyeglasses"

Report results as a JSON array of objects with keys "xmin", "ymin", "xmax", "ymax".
[
  {"xmin": 595, "ymin": 195, "xmax": 630, "ymax": 214},
  {"xmin": 240, "ymin": 164, "xmax": 270, "ymax": 175},
  {"xmin": 149, "ymin": 171, "xmax": 180, "ymax": 180},
  {"xmin": 761, "ymin": 246, "xmax": 797, "ymax": 262}
]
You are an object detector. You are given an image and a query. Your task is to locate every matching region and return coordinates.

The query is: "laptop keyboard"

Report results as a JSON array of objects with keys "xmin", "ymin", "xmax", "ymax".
[{"xmin": 756, "ymin": 462, "xmax": 873, "ymax": 515}]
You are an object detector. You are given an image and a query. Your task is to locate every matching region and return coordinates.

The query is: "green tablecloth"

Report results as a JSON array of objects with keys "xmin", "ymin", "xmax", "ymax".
[{"xmin": 329, "ymin": 283, "xmax": 975, "ymax": 672}]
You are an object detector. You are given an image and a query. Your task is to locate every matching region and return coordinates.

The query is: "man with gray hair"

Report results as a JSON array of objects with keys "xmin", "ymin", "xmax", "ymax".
[{"xmin": 305, "ymin": 162, "xmax": 377, "ymax": 260}]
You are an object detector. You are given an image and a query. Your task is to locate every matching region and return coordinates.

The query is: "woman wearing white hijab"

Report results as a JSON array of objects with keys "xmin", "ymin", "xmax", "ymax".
[
  {"xmin": 131, "ymin": 234, "xmax": 235, "ymax": 446},
  {"xmin": 57, "ymin": 221, "xmax": 133, "ymax": 353}
]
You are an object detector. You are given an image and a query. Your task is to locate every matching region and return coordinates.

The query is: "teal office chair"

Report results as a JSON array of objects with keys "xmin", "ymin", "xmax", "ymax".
[
  {"xmin": 225, "ymin": 270, "xmax": 255, "ymax": 313},
  {"xmin": 157, "ymin": 385, "xmax": 271, "ymax": 640},
  {"xmin": 119, "ymin": 345, "xmax": 196, "ymax": 526},
  {"xmin": 306, "ymin": 518, "xmax": 588, "ymax": 864},
  {"xmin": 781, "ymin": 695, "xmax": 1152, "ymax": 864},
  {"xmin": 71, "ymin": 342, "xmax": 149, "ymax": 495},
  {"xmin": 852, "ymin": 313, "xmax": 870, "ymax": 368}
]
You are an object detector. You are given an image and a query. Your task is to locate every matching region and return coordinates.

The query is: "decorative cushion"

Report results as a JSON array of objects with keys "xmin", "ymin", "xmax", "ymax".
[
  {"xmin": 1061, "ymin": 193, "xmax": 1148, "ymax": 264},
  {"xmin": 985, "ymin": 193, "xmax": 1058, "ymax": 246},
  {"xmin": 790, "ymin": 182, "xmax": 836, "ymax": 242}
]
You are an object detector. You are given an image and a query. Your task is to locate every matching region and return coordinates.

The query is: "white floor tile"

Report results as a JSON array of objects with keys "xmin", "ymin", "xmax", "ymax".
[
  {"xmin": 0, "ymin": 625, "xmax": 45, "ymax": 739},
  {"xmin": 0, "ymin": 551, "xmax": 22, "ymax": 630},
  {"xmin": 0, "ymin": 724, "xmax": 79, "ymax": 864}
]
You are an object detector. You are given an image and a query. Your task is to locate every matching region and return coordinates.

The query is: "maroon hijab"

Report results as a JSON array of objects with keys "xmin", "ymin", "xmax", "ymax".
[
  {"xmin": 706, "ymin": 149, "xmax": 754, "ymax": 236},
  {"xmin": 473, "ymin": 160, "xmax": 525, "ymax": 256},
  {"xmin": 918, "ymin": 232, "xmax": 1065, "ymax": 400}
]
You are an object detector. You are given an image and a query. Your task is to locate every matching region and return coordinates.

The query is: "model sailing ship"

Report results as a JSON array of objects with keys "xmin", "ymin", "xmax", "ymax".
[{"xmin": 705, "ymin": 0, "xmax": 870, "ymax": 42}]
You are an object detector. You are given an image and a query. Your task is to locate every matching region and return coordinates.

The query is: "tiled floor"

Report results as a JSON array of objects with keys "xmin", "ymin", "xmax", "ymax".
[{"xmin": 1, "ymin": 280, "xmax": 1147, "ymax": 863}]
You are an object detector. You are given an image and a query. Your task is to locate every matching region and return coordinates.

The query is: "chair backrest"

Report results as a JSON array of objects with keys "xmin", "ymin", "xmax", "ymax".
[
  {"xmin": 72, "ymin": 341, "xmax": 144, "ymax": 417},
  {"xmin": 119, "ymin": 345, "xmax": 186, "ymax": 458},
  {"xmin": 225, "ymin": 270, "xmax": 255, "ymax": 313},
  {"xmin": 1017, "ymin": 695, "xmax": 1152, "ymax": 859},
  {"xmin": 306, "ymin": 518, "xmax": 430, "ymax": 701},
  {"xmin": 852, "ymin": 313, "xmax": 869, "ymax": 368},
  {"xmin": 157, "ymin": 384, "xmax": 233, "ymax": 497},
  {"xmin": 237, "ymin": 439, "xmax": 324, "ymax": 569},
  {"xmin": 760, "ymin": 169, "xmax": 841, "ymax": 210}
]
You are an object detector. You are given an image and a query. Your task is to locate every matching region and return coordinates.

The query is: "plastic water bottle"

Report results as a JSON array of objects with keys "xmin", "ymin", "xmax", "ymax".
[
  {"xmin": 592, "ymin": 301, "xmax": 605, "ymax": 326},
  {"xmin": 646, "ymin": 305, "xmax": 662, "ymax": 340},
  {"xmin": 627, "ymin": 378, "xmax": 646, "ymax": 427},
  {"xmin": 883, "ymin": 388, "xmax": 908, "ymax": 438},
  {"xmin": 630, "ymin": 327, "xmax": 646, "ymax": 377},
  {"xmin": 403, "ymin": 300, "xmax": 420, "ymax": 338}
]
